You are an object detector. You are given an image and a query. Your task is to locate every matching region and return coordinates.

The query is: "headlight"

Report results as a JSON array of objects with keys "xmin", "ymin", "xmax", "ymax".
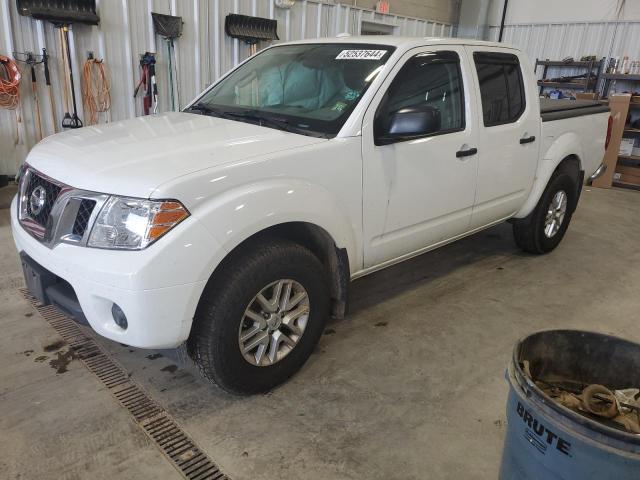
[{"xmin": 87, "ymin": 196, "xmax": 189, "ymax": 250}]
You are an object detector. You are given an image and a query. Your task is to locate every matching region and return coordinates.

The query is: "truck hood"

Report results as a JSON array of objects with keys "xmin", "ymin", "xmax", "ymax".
[{"xmin": 26, "ymin": 112, "xmax": 326, "ymax": 198}]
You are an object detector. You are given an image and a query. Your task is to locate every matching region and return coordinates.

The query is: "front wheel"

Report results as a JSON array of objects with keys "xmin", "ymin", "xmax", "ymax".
[
  {"xmin": 188, "ymin": 238, "xmax": 329, "ymax": 395},
  {"xmin": 513, "ymin": 172, "xmax": 578, "ymax": 254}
]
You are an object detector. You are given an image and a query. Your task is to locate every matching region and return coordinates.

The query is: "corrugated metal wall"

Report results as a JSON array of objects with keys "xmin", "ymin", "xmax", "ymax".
[
  {"xmin": 0, "ymin": 0, "xmax": 452, "ymax": 176},
  {"xmin": 487, "ymin": 21, "xmax": 640, "ymax": 88},
  {"xmin": 488, "ymin": 22, "xmax": 640, "ymax": 61}
]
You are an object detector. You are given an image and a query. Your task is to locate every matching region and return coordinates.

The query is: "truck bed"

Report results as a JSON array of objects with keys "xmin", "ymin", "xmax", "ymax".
[{"xmin": 540, "ymin": 98, "xmax": 609, "ymax": 122}]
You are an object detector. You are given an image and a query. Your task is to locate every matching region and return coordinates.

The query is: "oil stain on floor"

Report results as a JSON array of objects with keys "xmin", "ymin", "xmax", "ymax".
[
  {"xmin": 160, "ymin": 364, "xmax": 178, "ymax": 374},
  {"xmin": 49, "ymin": 348, "xmax": 78, "ymax": 374},
  {"xmin": 41, "ymin": 339, "xmax": 78, "ymax": 374},
  {"xmin": 43, "ymin": 340, "xmax": 66, "ymax": 352}
]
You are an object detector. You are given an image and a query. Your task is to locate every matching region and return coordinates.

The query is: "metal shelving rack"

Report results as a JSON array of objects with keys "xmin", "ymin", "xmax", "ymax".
[
  {"xmin": 601, "ymin": 73, "xmax": 640, "ymax": 98},
  {"xmin": 615, "ymin": 96, "xmax": 640, "ymax": 190},
  {"xmin": 535, "ymin": 58, "xmax": 604, "ymax": 95},
  {"xmin": 597, "ymin": 91, "xmax": 640, "ymax": 190}
]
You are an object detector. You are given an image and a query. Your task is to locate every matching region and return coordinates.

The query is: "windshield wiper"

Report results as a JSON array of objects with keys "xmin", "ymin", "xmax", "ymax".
[
  {"xmin": 184, "ymin": 105, "xmax": 329, "ymax": 138},
  {"xmin": 184, "ymin": 103, "xmax": 216, "ymax": 115},
  {"xmin": 218, "ymin": 110, "xmax": 292, "ymax": 130},
  {"xmin": 185, "ymin": 105, "xmax": 289, "ymax": 129}
]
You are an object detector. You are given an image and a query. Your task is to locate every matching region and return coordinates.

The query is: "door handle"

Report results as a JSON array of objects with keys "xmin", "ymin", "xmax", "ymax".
[
  {"xmin": 456, "ymin": 147, "xmax": 478, "ymax": 158},
  {"xmin": 520, "ymin": 135, "xmax": 536, "ymax": 144}
]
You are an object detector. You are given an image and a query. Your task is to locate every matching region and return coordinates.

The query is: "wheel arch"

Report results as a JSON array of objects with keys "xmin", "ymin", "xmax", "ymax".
[
  {"xmin": 515, "ymin": 135, "xmax": 584, "ymax": 219},
  {"xmin": 195, "ymin": 221, "xmax": 351, "ymax": 323}
]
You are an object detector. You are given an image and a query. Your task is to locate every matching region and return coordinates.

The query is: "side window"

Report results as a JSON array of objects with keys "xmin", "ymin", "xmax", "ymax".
[
  {"xmin": 375, "ymin": 50, "xmax": 465, "ymax": 139},
  {"xmin": 473, "ymin": 52, "xmax": 525, "ymax": 126}
]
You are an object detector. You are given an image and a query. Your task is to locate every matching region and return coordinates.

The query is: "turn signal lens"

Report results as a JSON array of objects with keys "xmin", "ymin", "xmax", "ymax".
[
  {"xmin": 152, "ymin": 209, "xmax": 188, "ymax": 224},
  {"xmin": 148, "ymin": 202, "xmax": 189, "ymax": 242},
  {"xmin": 87, "ymin": 197, "xmax": 189, "ymax": 250}
]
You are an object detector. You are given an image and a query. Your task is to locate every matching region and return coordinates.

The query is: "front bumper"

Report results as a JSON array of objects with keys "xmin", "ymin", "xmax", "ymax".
[{"xmin": 11, "ymin": 195, "xmax": 223, "ymax": 349}]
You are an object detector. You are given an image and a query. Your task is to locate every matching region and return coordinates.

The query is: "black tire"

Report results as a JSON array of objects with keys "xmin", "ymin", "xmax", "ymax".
[
  {"xmin": 513, "ymin": 171, "xmax": 578, "ymax": 254},
  {"xmin": 188, "ymin": 238, "xmax": 329, "ymax": 395}
]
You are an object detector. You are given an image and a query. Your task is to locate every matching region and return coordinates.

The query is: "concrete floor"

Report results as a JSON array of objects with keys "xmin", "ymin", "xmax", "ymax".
[{"xmin": 2, "ymin": 183, "xmax": 639, "ymax": 480}]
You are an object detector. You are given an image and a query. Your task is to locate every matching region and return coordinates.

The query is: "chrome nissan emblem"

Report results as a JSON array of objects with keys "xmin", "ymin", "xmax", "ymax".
[{"xmin": 29, "ymin": 186, "xmax": 47, "ymax": 215}]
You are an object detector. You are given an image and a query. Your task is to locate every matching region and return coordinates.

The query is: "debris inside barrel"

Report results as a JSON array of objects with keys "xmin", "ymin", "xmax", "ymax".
[{"xmin": 520, "ymin": 361, "xmax": 640, "ymax": 434}]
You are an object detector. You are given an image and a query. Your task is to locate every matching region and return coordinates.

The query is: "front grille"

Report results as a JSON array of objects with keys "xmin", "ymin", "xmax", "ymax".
[
  {"xmin": 72, "ymin": 199, "xmax": 96, "ymax": 236},
  {"xmin": 18, "ymin": 166, "xmax": 108, "ymax": 248},
  {"xmin": 24, "ymin": 171, "xmax": 62, "ymax": 227}
]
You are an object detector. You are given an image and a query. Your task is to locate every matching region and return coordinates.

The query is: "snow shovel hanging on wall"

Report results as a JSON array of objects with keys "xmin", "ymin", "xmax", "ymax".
[
  {"xmin": 225, "ymin": 14, "xmax": 279, "ymax": 56},
  {"xmin": 16, "ymin": 0, "xmax": 99, "ymax": 25},
  {"xmin": 151, "ymin": 12, "xmax": 183, "ymax": 112},
  {"xmin": 58, "ymin": 25, "xmax": 82, "ymax": 128}
]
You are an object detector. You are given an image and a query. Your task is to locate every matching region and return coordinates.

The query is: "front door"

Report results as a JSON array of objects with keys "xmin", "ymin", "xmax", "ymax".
[{"xmin": 362, "ymin": 46, "xmax": 480, "ymax": 268}]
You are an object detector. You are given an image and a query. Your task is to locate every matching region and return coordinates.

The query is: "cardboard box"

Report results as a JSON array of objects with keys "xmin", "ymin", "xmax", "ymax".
[
  {"xmin": 616, "ymin": 173, "xmax": 640, "ymax": 185},
  {"xmin": 593, "ymin": 94, "xmax": 632, "ymax": 188},
  {"xmin": 576, "ymin": 93, "xmax": 598, "ymax": 100},
  {"xmin": 619, "ymin": 137, "xmax": 635, "ymax": 156},
  {"xmin": 616, "ymin": 165, "xmax": 640, "ymax": 179}
]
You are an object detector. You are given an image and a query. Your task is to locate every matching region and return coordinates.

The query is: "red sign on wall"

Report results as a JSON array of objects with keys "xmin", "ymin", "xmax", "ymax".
[{"xmin": 376, "ymin": 1, "xmax": 390, "ymax": 14}]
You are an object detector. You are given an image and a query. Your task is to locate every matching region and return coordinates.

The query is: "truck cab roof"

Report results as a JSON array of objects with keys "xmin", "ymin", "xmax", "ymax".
[{"xmin": 282, "ymin": 35, "xmax": 520, "ymax": 51}]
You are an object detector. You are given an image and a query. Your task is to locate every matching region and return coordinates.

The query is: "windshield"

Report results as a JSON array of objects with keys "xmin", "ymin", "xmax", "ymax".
[{"xmin": 188, "ymin": 43, "xmax": 395, "ymax": 138}]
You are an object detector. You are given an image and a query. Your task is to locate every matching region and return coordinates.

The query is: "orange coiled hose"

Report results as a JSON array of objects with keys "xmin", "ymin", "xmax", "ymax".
[
  {"xmin": 81, "ymin": 57, "xmax": 111, "ymax": 125},
  {"xmin": 0, "ymin": 55, "xmax": 21, "ymax": 110}
]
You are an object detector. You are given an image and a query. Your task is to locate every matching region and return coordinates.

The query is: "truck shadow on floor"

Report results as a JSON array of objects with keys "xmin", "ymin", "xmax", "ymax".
[
  {"xmin": 102, "ymin": 222, "xmax": 522, "ymax": 395},
  {"xmin": 88, "ymin": 223, "xmax": 527, "ymax": 422},
  {"xmin": 348, "ymin": 222, "xmax": 519, "ymax": 315}
]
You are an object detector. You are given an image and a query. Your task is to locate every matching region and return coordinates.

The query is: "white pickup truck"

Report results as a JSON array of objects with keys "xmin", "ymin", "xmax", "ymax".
[{"xmin": 12, "ymin": 37, "xmax": 610, "ymax": 394}]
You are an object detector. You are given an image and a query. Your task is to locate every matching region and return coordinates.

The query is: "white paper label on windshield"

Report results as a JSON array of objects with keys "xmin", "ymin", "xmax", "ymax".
[{"xmin": 336, "ymin": 49, "xmax": 387, "ymax": 60}]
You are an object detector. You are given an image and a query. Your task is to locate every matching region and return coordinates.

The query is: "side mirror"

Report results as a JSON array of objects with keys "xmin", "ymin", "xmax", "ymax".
[{"xmin": 376, "ymin": 106, "xmax": 441, "ymax": 145}]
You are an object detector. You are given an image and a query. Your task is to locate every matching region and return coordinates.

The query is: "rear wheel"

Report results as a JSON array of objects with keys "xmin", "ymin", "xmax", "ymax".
[
  {"xmin": 188, "ymin": 238, "xmax": 329, "ymax": 395},
  {"xmin": 513, "ymin": 172, "xmax": 578, "ymax": 254}
]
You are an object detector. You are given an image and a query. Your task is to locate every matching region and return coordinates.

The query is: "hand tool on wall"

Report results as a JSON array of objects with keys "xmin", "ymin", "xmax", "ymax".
[
  {"xmin": 57, "ymin": 27, "xmax": 72, "ymax": 124},
  {"xmin": 57, "ymin": 25, "xmax": 82, "ymax": 128},
  {"xmin": 82, "ymin": 52, "xmax": 111, "ymax": 125},
  {"xmin": 0, "ymin": 54, "xmax": 21, "ymax": 109},
  {"xmin": 13, "ymin": 51, "xmax": 44, "ymax": 140},
  {"xmin": 0, "ymin": 55, "xmax": 22, "ymax": 143},
  {"xmin": 42, "ymin": 48, "xmax": 57, "ymax": 133},
  {"xmin": 26, "ymin": 53, "xmax": 43, "ymax": 140},
  {"xmin": 18, "ymin": 0, "xmax": 101, "ymax": 129},
  {"xmin": 151, "ymin": 12, "xmax": 183, "ymax": 111},
  {"xmin": 134, "ymin": 52, "xmax": 157, "ymax": 115}
]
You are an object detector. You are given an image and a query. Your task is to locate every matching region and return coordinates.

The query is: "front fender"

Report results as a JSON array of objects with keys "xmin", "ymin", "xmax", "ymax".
[
  {"xmin": 190, "ymin": 178, "xmax": 360, "ymax": 273},
  {"xmin": 515, "ymin": 132, "xmax": 583, "ymax": 218}
]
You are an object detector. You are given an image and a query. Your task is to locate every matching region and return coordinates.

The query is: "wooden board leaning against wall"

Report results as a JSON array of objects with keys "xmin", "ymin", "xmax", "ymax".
[{"xmin": 593, "ymin": 94, "xmax": 631, "ymax": 189}]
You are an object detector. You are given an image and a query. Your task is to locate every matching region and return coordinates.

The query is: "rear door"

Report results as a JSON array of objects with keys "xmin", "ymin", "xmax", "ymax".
[
  {"xmin": 361, "ymin": 45, "xmax": 479, "ymax": 268},
  {"xmin": 466, "ymin": 48, "xmax": 540, "ymax": 229}
]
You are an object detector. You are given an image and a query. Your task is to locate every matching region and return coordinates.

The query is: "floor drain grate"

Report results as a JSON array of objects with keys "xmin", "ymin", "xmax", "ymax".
[{"xmin": 21, "ymin": 289, "xmax": 229, "ymax": 480}]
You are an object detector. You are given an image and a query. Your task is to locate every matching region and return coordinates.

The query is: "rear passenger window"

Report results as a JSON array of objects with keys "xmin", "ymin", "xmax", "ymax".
[
  {"xmin": 473, "ymin": 52, "xmax": 525, "ymax": 126},
  {"xmin": 375, "ymin": 50, "xmax": 465, "ymax": 137}
]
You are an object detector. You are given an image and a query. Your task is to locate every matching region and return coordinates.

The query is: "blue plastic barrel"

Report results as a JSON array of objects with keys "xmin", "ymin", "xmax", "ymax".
[{"xmin": 500, "ymin": 330, "xmax": 640, "ymax": 479}]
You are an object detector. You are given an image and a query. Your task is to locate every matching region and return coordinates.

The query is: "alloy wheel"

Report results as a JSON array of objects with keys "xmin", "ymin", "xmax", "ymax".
[
  {"xmin": 238, "ymin": 279, "xmax": 310, "ymax": 366},
  {"xmin": 544, "ymin": 190, "xmax": 567, "ymax": 238}
]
